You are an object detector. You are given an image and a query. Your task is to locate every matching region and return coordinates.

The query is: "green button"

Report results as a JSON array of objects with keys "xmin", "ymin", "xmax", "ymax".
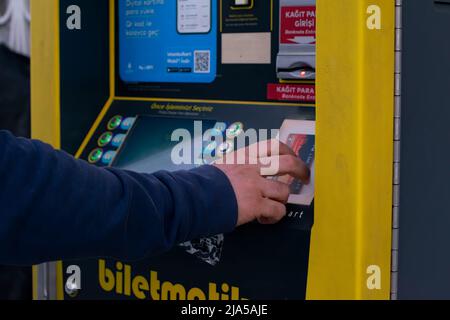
[
  {"xmin": 88, "ymin": 148, "xmax": 103, "ymax": 164},
  {"xmin": 107, "ymin": 115, "xmax": 123, "ymax": 130},
  {"xmin": 98, "ymin": 132, "xmax": 113, "ymax": 147},
  {"xmin": 226, "ymin": 122, "xmax": 244, "ymax": 139}
]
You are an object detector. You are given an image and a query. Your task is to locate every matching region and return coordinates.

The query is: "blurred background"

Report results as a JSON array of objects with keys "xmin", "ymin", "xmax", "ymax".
[{"xmin": 0, "ymin": 0, "xmax": 32, "ymax": 300}]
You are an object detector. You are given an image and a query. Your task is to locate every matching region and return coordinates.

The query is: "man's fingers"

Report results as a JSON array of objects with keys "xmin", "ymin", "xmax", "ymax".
[
  {"xmin": 278, "ymin": 141, "xmax": 296, "ymax": 156},
  {"xmin": 216, "ymin": 140, "xmax": 297, "ymax": 168},
  {"xmin": 260, "ymin": 178, "xmax": 290, "ymax": 203},
  {"xmin": 255, "ymin": 139, "xmax": 296, "ymax": 158},
  {"xmin": 278, "ymin": 155, "xmax": 311, "ymax": 183},
  {"xmin": 259, "ymin": 155, "xmax": 310, "ymax": 183},
  {"xmin": 258, "ymin": 199, "xmax": 287, "ymax": 225}
]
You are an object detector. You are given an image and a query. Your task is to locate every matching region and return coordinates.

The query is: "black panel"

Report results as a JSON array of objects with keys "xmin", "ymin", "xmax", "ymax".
[
  {"xmin": 398, "ymin": 0, "xmax": 450, "ymax": 299},
  {"xmin": 64, "ymin": 100, "xmax": 315, "ymax": 300},
  {"xmin": 59, "ymin": 0, "xmax": 110, "ymax": 154}
]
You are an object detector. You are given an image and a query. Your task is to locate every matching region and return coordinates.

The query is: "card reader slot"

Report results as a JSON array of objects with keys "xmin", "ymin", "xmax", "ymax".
[{"xmin": 277, "ymin": 66, "xmax": 316, "ymax": 73}]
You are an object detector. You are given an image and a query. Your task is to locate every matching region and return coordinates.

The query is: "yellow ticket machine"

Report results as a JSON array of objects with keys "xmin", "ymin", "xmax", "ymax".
[{"xmin": 31, "ymin": 0, "xmax": 395, "ymax": 300}]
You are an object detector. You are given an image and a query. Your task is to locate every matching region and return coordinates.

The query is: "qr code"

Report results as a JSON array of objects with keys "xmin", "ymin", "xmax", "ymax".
[{"xmin": 194, "ymin": 50, "xmax": 210, "ymax": 73}]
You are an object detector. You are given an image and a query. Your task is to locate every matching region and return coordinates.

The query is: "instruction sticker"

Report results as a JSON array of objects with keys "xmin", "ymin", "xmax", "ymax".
[
  {"xmin": 280, "ymin": 6, "xmax": 316, "ymax": 45},
  {"xmin": 267, "ymin": 83, "xmax": 315, "ymax": 102}
]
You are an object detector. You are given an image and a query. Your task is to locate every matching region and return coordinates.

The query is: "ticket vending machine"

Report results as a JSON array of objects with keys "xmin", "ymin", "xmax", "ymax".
[{"xmin": 31, "ymin": 0, "xmax": 395, "ymax": 300}]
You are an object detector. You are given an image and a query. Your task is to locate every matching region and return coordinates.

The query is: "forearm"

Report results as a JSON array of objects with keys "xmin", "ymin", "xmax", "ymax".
[{"xmin": 0, "ymin": 131, "xmax": 238, "ymax": 265}]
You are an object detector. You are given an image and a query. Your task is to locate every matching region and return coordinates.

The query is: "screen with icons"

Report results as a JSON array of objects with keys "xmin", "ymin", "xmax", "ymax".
[{"xmin": 111, "ymin": 115, "xmax": 247, "ymax": 174}]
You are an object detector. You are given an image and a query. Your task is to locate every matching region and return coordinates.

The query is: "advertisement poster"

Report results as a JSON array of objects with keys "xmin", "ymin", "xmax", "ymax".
[{"xmin": 119, "ymin": 0, "xmax": 217, "ymax": 83}]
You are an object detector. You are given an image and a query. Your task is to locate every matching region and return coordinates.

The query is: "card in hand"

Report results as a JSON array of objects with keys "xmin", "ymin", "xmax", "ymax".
[
  {"xmin": 275, "ymin": 120, "xmax": 315, "ymax": 206},
  {"xmin": 286, "ymin": 134, "xmax": 315, "ymax": 195}
]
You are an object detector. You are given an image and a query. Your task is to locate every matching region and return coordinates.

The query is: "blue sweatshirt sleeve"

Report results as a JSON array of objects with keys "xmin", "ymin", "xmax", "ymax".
[{"xmin": 0, "ymin": 131, "xmax": 238, "ymax": 266}]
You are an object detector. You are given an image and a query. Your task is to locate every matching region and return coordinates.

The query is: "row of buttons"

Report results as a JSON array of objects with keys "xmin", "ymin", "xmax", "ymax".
[
  {"xmin": 207, "ymin": 121, "xmax": 244, "ymax": 140},
  {"xmin": 88, "ymin": 115, "xmax": 136, "ymax": 165},
  {"xmin": 88, "ymin": 118, "xmax": 243, "ymax": 165},
  {"xmin": 202, "ymin": 122, "xmax": 245, "ymax": 163}
]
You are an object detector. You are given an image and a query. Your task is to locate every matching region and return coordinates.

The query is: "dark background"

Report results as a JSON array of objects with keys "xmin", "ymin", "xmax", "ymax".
[
  {"xmin": 398, "ymin": 0, "xmax": 450, "ymax": 299},
  {"xmin": 0, "ymin": 44, "xmax": 32, "ymax": 300}
]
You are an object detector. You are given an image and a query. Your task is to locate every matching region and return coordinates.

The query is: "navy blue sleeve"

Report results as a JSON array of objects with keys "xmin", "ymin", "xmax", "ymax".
[{"xmin": 0, "ymin": 131, "xmax": 238, "ymax": 266}]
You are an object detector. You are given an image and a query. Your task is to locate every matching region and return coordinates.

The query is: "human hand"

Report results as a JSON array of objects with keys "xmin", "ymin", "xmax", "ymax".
[{"xmin": 214, "ymin": 140, "xmax": 310, "ymax": 226}]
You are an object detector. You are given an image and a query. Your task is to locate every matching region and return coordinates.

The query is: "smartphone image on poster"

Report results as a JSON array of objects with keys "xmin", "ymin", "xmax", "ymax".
[
  {"xmin": 177, "ymin": 0, "xmax": 212, "ymax": 34},
  {"xmin": 277, "ymin": 119, "xmax": 315, "ymax": 206}
]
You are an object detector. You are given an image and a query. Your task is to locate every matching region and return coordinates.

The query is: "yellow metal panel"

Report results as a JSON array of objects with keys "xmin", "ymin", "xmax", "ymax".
[
  {"xmin": 56, "ymin": 261, "xmax": 64, "ymax": 300},
  {"xmin": 114, "ymin": 96, "xmax": 311, "ymax": 108},
  {"xmin": 30, "ymin": 0, "xmax": 59, "ymax": 299},
  {"xmin": 30, "ymin": 0, "xmax": 60, "ymax": 147},
  {"xmin": 32, "ymin": 265, "xmax": 38, "ymax": 300},
  {"xmin": 308, "ymin": 0, "xmax": 394, "ymax": 299},
  {"xmin": 30, "ymin": 0, "xmax": 63, "ymax": 300}
]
